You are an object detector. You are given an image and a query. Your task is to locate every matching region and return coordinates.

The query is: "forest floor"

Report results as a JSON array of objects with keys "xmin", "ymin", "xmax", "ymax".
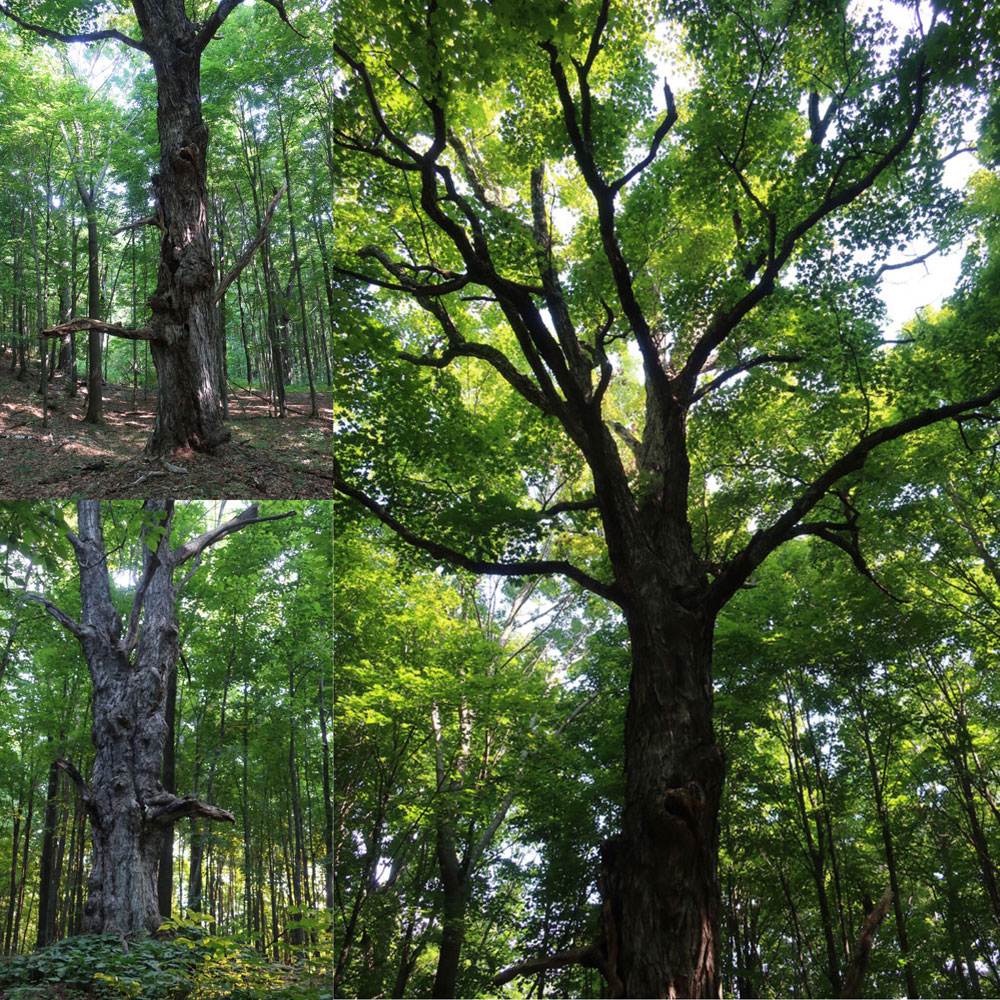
[{"xmin": 0, "ymin": 363, "xmax": 332, "ymax": 498}]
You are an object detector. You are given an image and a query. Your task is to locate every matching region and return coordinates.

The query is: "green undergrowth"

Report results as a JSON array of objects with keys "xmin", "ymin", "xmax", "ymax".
[{"xmin": 0, "ymin": 914, "xmax": 332, "ymax": 1000}]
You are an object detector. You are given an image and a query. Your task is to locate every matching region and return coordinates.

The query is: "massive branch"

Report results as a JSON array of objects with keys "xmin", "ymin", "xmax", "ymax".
[
  {"xmin": 707, "ymin": 381, "xmax": 1000, "ymax": 613},
  {"xmin": 333, "ymin": 461, "xmax": 623, "ymax": 605},
  {"xmin": 171, "ymin": 504, "xmax": 296, "ymax": 569}
]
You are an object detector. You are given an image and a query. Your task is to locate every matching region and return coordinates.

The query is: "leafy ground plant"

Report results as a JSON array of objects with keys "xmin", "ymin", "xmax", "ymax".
[{"xmin": 0, "ymin": 920, "xmax": 332, "ymax": 1000}]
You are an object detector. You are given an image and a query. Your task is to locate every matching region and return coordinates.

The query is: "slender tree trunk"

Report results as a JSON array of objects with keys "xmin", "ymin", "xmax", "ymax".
[
  {"xmin": 276, "ymin": 98, "xmax": 318, "ymax": 416},
  {"xmin": 4, "ymin": 787, "xmax": 22, "ymax": 954},
  {"xmin": 857, "ymin": 702, "xmax": 918, "ymax": 998},
  {"xmin": 432, "ymin": 822, "xmax": 470, "ymax": 999},
  {"xmin": 12, "ymin": 784, "xmax": 34, "ymax": 954},
  {"xmin": 36, "ymin": 751, "xmax": 61, "ymax": 948},
  {"xmin": 78, "ymin": 195, "xmax": 103, "ymax": 424},
  {"xmin": 215, "ymin": 195, "xmax": 229, "ymax": 419},
  {"xmin": 288, "ymin": 663, "xmax": 305, "ymax": 946},
  {"xmin": 319, "ymin": 673, "xmax": 333, "ymax": 912}
]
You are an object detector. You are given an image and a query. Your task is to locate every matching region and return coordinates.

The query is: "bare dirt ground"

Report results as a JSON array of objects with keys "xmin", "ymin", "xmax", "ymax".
[{"xmin": 0, "ymin": 364, "xmax": 332, "ymax": 499}]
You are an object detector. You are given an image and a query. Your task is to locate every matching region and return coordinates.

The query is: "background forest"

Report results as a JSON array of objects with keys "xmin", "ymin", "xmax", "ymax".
[
  {"xmin": 0, "ymin": 2, "xmax": 335, "ymax": 493},
  {"xmin": 0, "ymin": 500, "xmax": 333, "ymax": 997},
  {"xmin": 333, "ymin": 0, "xmax": 1000, "ymax": 996}
]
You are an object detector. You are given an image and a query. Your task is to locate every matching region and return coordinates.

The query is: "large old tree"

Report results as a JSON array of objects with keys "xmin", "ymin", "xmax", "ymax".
[
  {"xmin": 23, "ymin": 500, "xmax": 292, "ymax": 936},
  {"xmin": 0, "ymin": 0, "xmax": 295, "ymax": 454},
  {"xmin": 333, "ymin": 0, "xmax": 999, "ymax": 995}
]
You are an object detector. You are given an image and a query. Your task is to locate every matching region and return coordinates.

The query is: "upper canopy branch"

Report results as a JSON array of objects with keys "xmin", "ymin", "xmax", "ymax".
[
  {"xmin": 171, "ymin": 504, "xmax": 296, "ymax": 571},
  {"xmin": 194, "ymin": 0, "xmax": 303, "ymax": 53},
  {"xmin": 610, "ymin": 82, "xmax": 677, "ymax": 195},
  {"xmin": 0, "ymin": 3, "xmax": 149, "ymax": 53},
  {"xmin": 334, "ymin": 461, "xmax": 623, "ymax": 606},
  {"xmin": 677, "ymin": 52, "xmax": 930, "ymax": 401},
  {"xmin": 540, "ymin": 39, "xmax": 669, "ymax": 394},
  {"xmin": 706, "ymin": 379, "xmax": 1000, "ymax": 614},
  {"xmin": 398, "ymin": 297, "xmax": 562, "ymax": 417},
  {"xmin": 690, "ymin": 352, "xmax": 804, "ymax": 404}
]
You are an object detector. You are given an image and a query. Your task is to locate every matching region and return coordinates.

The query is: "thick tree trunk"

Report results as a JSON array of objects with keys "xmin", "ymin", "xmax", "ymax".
[
  {"xmin": 23, "ymin": 501, "xmax": 293, "ymax": 938},
  {"xmin": 132, "ymin": 5, "xmax": 229, "ymax": 455},
  {"xmin": 600, "ymin": 583, "xmax": 724, "ymax": 999},
  {"xmin": 74, "ymin": 501, "xmax": 179, "ymax": 933},
  {"xmin": 157, "ymin": 663, "xmax": 178, "ymax": 918}
]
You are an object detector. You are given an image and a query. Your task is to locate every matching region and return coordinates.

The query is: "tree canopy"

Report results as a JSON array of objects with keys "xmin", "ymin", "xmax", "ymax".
[
  {"xmin": 0, "ymin": 1, "xmax": 334, "ymax": 495},
  {"xmin": 333, "ymin": 0, "xmax": 1000, "ymax": 996}
]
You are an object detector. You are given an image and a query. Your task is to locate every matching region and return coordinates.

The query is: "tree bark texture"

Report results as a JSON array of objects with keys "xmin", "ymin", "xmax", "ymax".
[
  {"xmin": 131, "ymin": 2, "xmax": 228, "ymax": 454},
  {"xmin": 24, "ymin": 500, "xmax": 290, "ymax": 936},
  {"xmin": 600, "ymin": 582, "xmax": 724, "ymax": 998}
]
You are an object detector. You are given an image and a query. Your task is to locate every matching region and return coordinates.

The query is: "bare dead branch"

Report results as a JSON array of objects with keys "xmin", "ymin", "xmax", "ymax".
[
  {"xmin": 214, "ymin": 185, "xmax": 286, "ymax": 304},
  {"xmin": 113, "ymin": 214, "xmax": 162, "ymax": 236},
  {"xmin": 493, "ymin": 944, "xmax": 602, "ymax": 986},
  {"xmin": 143, "ymin": 791, "xmax": 236, "ymax": 824},
  {"xmin": 40, "ymin": 318, "xmax": 153, "ymax": 341},
  {"xmin": 171, "ymin": 504, "xmax": 296, "ymax": 570},
  {"xmin": 55, "ymin": 759, "xmax": 92, "ymax": 797},
  {"xmin": 870, "ymin": 244, "xmax": 941, "ymax": 282}
]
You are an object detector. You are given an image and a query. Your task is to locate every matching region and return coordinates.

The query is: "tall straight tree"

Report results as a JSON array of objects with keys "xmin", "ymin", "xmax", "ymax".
[
  {"xmin": 0, "ymin": 0, "xmax": 296, "ymax": 455},
  {"xmin": 333, "ymin": 1, "xmax": 1000, "ymax": 995},
  {"xmin": 23, "ymin": 500, "xmax": 293, "ymax": 936}
]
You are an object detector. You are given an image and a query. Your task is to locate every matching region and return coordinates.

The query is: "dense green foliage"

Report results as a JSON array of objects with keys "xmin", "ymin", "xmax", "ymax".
[
  {"xmin": 334, "ymin": 0, "xmax": 1000, "ymax": 995},
  {"xmin": 0, "ymin": 2, "xmax": 334, "ymax": 404},
  {"xmin": 0, "ymin": 501, "xmax": 332, "ymax": 997}
]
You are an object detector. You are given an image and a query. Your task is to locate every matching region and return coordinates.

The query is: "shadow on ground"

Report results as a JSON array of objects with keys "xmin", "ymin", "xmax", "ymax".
[{"xmin": 0, "ymin": 365, "xmax": 332, "ymax": 498}]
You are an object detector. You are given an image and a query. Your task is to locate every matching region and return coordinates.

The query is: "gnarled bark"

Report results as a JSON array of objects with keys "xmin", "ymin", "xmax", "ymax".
[{"xmin": 25, "ymin": 500, "xmax": 294, "ymax": 936}]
